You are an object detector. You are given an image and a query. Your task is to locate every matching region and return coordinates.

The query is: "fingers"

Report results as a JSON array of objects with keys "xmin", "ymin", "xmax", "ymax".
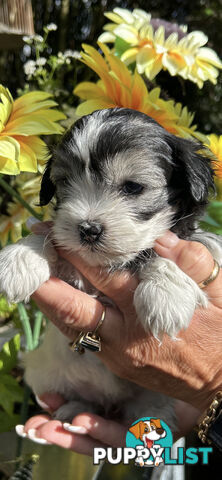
[
  {"xmin": 32, "ymin": 277, "xmax": 122, "ymax": 343},
  {"xmin": 24, "ymin": 414, "xmax": 51, "ymax": 432},
  {"xmin": 23, "ymin": 416, "xmax": 106, "ymax": 455},
  {"xmin": 31, "ymin": 220, "xmax": 138, "ymax": 312},
  {"xmin": 22, "ymin": 413, "xmax": 125, "ymax": 456},
  {"xmin": 68, "ymin": 412, "xmax": 127, "ymax": 448},
  {"xmin": 155, "ymin": 231, "xmax": 222, "ymax": 308},
  {"xmin": 58, "ymin": 249, "xmax": 138, "ymax": 312}
]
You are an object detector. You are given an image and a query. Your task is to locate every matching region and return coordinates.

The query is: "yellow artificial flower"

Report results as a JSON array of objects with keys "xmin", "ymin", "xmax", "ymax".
[
  {"xmin": 208, "ymin": 134, "xmax": 222, "ymax": 179},
  {"xmin": 99, "ymin": 7, "xmax": 222, "ymax": 88},
  {"xmin": 74, "ymin": 43, "xmax": 206, "ymax": 142},
  {"xmin": 0, "ymin": 86, "xmax": 66, "ymax": 175},
  {"xmin": 0, "ymin": 173, "xmax": 51, "ymax": 246}
]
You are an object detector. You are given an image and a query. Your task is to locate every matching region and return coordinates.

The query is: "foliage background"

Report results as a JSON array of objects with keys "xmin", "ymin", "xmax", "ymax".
[
  {"xmin": 1, "ymin": 0, "xmax": 222, "ymax": 135},
  {"xmin": 0, "ymin": 0, "xmax": 222, "ymax": 478}
]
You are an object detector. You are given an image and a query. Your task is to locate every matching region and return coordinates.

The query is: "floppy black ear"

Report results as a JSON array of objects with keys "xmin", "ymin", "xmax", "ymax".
[
  {"xmin": 167, "ymin": 136, "xmax": 215, "ymax": 235},
  {"xmin": 170, "ymin": 136, "xmax": 215, "ymax": 202},
  {"xmin": 40, "ymin": 158, "xmax": 56, "ymax": 206}
]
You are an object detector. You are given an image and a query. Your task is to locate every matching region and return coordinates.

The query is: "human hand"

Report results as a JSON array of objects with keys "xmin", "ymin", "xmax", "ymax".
[{"xmin": 20, "ymin": 223, "xmax": 222, "ymax": 452}]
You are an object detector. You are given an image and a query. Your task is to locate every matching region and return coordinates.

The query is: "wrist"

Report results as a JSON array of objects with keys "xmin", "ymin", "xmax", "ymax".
[
  {"xmin": 196, "ymin": 371, "xmax": 222, "ymax": 414},
  {"xmin": 197, "ymin": 391, "xmax": 222, "ymax": 451}
]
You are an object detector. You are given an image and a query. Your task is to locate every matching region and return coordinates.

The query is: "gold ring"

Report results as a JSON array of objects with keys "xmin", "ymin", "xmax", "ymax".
[
  {"xmin": 69, "ymin": 308, "xmax": 106, "ymax": 355},
  {"xmin": 198, "ymin": 259, "xmax": 220, "ymax": 289}
]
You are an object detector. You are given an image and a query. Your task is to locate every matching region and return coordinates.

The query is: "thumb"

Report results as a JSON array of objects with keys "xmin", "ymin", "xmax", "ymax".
[{"xmin": 154, "ymin": 230, "xmax": 222, "ymax": 307}]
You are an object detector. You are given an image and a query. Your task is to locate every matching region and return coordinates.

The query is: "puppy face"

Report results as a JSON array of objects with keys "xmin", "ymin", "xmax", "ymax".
[
  {"xmin": 40, "ymin": 108, "xmax": 214, "ymax": 268},
  {"xmin": 129, "ymin": 418, "xmax": 166, "ymax": 447}
]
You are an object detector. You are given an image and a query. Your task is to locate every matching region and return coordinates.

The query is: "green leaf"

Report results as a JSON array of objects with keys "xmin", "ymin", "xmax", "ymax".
[
  {"xmin": 205, "ymin": 8, "xmax": 214, "ymax": 16},
  {"xmin": 0, "ymin": 295, "xmax": 17, "ymax": 318},
  {"xmin": 0, "ymin": 333, "xmax": 20, "ymax": 373},
  {"xmin": 114, "ymin": 36, "xmax": 131, "ymax": 58},
  {"xmin": 207, "ymin": 201, "xmax": 222, "ymax": 226},
  {"xmin": 0, "ymin": 373, "xmax": 24, "ymax": 415},
  {"xmin": 0, "ymin": 410, "xmax": 20, "ymax": 432},
  {"xmin": 200, "ymin": 221, "xmax": 222, "ymax": 235}
]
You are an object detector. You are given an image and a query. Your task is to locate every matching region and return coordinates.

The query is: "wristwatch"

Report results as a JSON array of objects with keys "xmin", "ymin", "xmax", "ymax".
[{"xmin": 198, "ymin": 391, "xmax": 222, "ymax": 451}]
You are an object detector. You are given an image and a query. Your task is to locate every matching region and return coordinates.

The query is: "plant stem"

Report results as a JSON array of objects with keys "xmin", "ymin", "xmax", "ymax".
[
  {"xmin": 15, "ymin": 383, "xmax": 32, "ymax": 464},
  {"xmin": 33, "ymin": 311, "xmax": 43, "ymax": 349},
  {"xmin": 0, "ymin": 176, "xmax": 42, "ymax": 220},
  {"xmin": 18, "ymin": 303, "xmax": 33, "ymax": 351},
  {"xmin": 16, "ymin": 304, "xmax": 34, "ymax": 467}
]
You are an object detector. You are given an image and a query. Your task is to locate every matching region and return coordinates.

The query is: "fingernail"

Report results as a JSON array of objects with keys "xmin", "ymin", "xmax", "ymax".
[
  {"xmin": 27, "ymin": 428, "xmax": 52, "ymax": 445},
  {"xmin": 35, "ymin": 394, "xmax": 50, "ymax": 410},
  {"xmin": 26, "ymin": 217, "xmax": 40, "ymax": 230},
  {"xmin": 15, "ymin": 424, "xmax": 27, "ymax": 438},
  {"xmin": 63, "ymin": 422, "xmax": 87, "ymax": 434},
  {"xmin": 156, "ymin": 231, "xmax": 179, "ymax": 248}
]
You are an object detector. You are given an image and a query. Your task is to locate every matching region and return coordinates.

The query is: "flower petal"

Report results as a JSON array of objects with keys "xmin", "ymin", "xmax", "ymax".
[
  {"xmin": 121, "ymin": 47, "xmax": 138, "ymax": 65},
  {"xmin": 0, "ymin": 136, "xmax": 20, "ymax": 174},
  {"xmin": 0, "ymin": 86, "xmax": 13, "ymax": 131},
  {"xmin": 98, "ymin": 32, "xmax": 115, "ymax": 43},
  {"xmin": 114, "ymin": 25, "xmax": 138, "ymax": 45},
  {"xmin": 76, "ymin": 99, "xmax": 115, "ymax": 116},
  {"xmin": 14, "ymin": 135, "xmax": 48, "ymax": 164},
  {"xmin": 18, "ymin": 140, "xmax": 37, "ymax": 172},
  {"xmin": 113, "ymin": 7, "xmax": 135, "ymax": 24},
  {"xmin": 137, "ymin": 46, "xmax": 156, "ymax": 74},
  {"xmin": 197, "ymin": 47, "xmax": 222, "ymax": 68},
  {"xmin": 103, "ymin": 12, "xmax": 123, "ymax": 25},
  {"xmin": 4, "ymin": 112, "xmax": 64, "ymax": 136},
  {"xmin": 11, "ymin": 100, "xmax": 58, "ymax": 120},
  {"xmin": 74, "ymin": 81, "xmax": 106, "ymax": 100},
  {"xmin": 162, "ymin": 53, "xmax": 181, "ymax": 76},
  {"xmin": 13, "ymin": 91, "xmax": 52, "ymax": 113},
  {"xmin": 133, "ymin": 9, "xmax": 151, "ymax": 22}
]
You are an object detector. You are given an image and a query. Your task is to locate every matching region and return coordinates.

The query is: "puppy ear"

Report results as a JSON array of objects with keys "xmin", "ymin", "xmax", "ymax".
[
  {"xmin": 129, "ymin": 421, "xmax": 143, "ymax": 439},
  {"xmin": 150, "ymin": 418, "xmax": 162, "ymax": 429},
  {"xmin": 40, "ymin": 158, "xmax": 55, "ymax": 206},
  {"xmin": 169, "ymin": 136, "xmax": 214, "ymax": 204}
]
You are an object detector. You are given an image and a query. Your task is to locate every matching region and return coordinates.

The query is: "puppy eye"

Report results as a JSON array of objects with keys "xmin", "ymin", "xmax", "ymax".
[
  {"xmin": 57, "ymin": 178, "xmax": 68, "ymax": 186},
  {"xmin": 144, "ymin": 428, "xmax": 148, "ymax": 432},
  {"xmin": 122, "ymin": 181, "xmax": 144, "ymax": 195}
]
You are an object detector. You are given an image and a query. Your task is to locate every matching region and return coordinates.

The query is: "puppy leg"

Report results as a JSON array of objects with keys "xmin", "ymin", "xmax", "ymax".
[
  {"xmin": 133, "ymin": 257, "xmax": 207, "ymax": 338},
  {"xmin": 0, "ymin": 234, "xmax": 57, "ymax": 303},
  {"xmin": 54, "ymin": 400, "xmax": 96, "ymax": 423},
  {"xmin": 23, "ymin": 324, "xmax": 101, "ymax": 422}
]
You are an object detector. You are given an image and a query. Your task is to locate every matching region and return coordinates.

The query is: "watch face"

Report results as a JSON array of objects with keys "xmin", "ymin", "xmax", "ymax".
[{"xmin": 208, "ymin": 411, "xmax": 222, "ymax": 452}]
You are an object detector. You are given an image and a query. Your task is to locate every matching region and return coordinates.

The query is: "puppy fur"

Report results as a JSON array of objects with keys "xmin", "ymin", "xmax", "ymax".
[{"xmin": 0, "ymin": 108, "xmax": 222, "ymax": 429}]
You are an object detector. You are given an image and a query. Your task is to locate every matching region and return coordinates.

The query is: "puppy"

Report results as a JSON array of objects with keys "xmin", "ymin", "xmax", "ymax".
[
  {"xmin": 129, "ymin": 419, "xmax": 166, "ymax": 448},
  {"xmin": 0, "ymin": 108, "xmax": 222, "ymax": 430},
  {"xmin": 129, "ymin": 418, "xmax": 166, "ymax": 466}
]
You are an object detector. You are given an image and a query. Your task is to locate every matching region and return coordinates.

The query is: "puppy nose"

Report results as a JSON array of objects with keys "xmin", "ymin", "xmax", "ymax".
[
  {"xmin": 156, "ymin": 428, "xmax": 164, "ymax": 435},
  {"xmin": 78, "ymin": 221, "xmax": 103, "ymax": 243}
]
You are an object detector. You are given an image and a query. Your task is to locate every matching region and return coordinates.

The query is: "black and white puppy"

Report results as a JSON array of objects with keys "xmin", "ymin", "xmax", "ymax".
[{"xmin": 0, "ymin": 108, "xmax": 221, "ymax": 429}]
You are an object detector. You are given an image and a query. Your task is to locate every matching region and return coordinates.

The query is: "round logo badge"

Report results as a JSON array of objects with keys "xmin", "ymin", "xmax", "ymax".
[{"xmin": 126, "ymin": 417, "xmax": 173, "ymax": 467}]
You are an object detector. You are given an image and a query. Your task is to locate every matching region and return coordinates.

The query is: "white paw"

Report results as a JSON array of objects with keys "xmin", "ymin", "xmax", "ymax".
[
  {"xmin": 0, "ymin": 234, "xmax": 56, "ymax": 303},
  {"xmin": 134, "ymin": 258, "xmax": 208, "ymax": 338}
]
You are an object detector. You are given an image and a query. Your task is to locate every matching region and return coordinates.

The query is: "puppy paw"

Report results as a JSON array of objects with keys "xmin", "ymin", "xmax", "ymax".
[
  {"xmin": 0, "ymin": 234, "xmax": 56, "ymax": 303},
  {"xmin": 53, "ymin": 400, "xmax": 96, "ymax": 423},
  {"xmin": 134, "ymin": 258, "xmax": 208, "ymax": 338}
]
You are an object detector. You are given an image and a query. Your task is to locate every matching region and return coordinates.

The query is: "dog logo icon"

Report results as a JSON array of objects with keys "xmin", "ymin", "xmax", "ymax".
[{"xmin": 126, "ymin": 417, "xmax": 173, "ymax": 467}]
